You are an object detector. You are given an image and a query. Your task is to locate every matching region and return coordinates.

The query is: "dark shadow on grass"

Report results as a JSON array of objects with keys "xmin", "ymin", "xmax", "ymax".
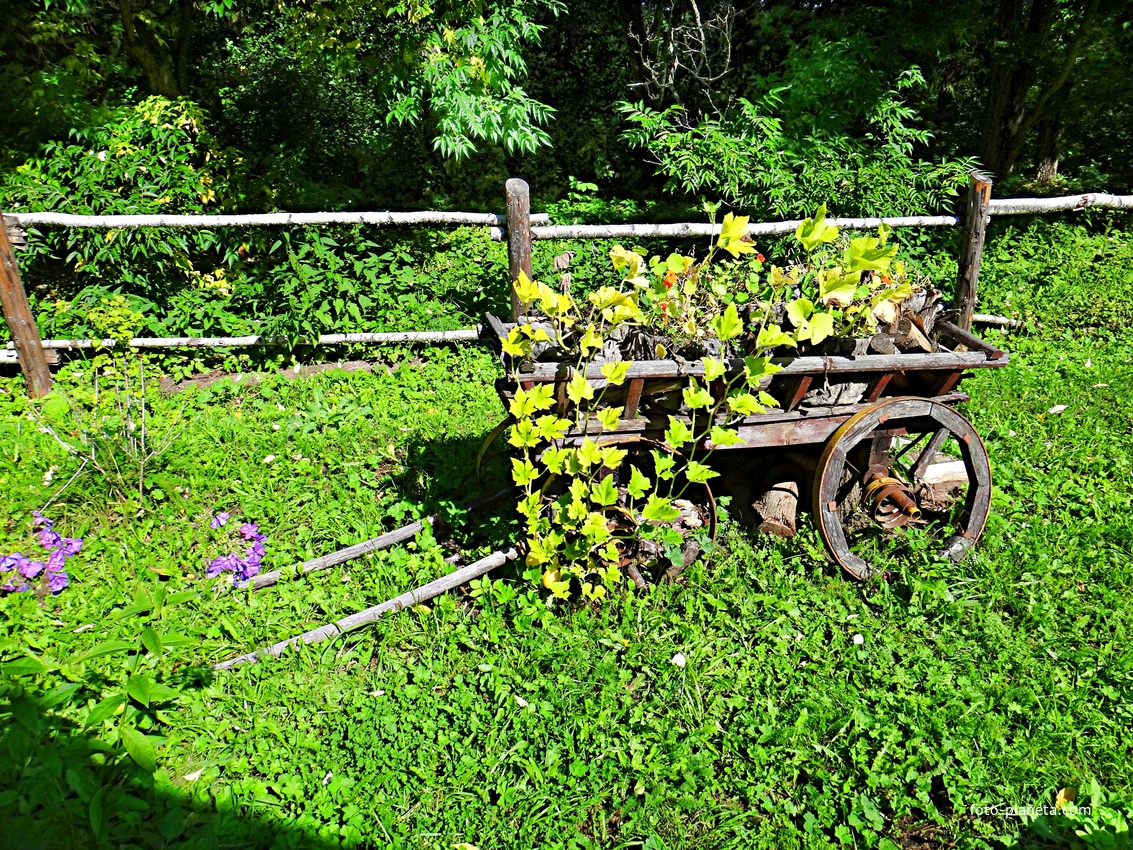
[{"xmin": 0, "ymin": 682, "xmax": 340, "ymax": 850}]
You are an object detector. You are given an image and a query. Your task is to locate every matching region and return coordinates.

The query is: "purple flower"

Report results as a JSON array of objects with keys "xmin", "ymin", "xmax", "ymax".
[
  {"xmin": 31, "ymin": 511, "xmax": 51, "ymax": 528},
  {"xmin": 47, "ymin": 550, "xmax": 67, "ymax": 572},
  {"xmin": 239, "ymin": 522, "xmax": 260, "ymax": 540},
  {"xmin": 0, "ymin": 554, "xmax": 20, "ymax": 573},
  {"xmin": 59, "ymin": 538, "xmax": 83, "ymax": 557},
  {"xmin": 19, "ymin": 560, "xmax": 45, "ymax": 579},
  {"xmin": 37, "ymin": 527, "xmax": 61, "ymax": 551},
  {"xmin": 247, "ymin": 540, "xmax": 266, "ymax": 558},
  {"xmin": 210, "ymin": 512, "xmax": 230, "ymax": 530},
  {"xmin": 46, "ymin": 571, "xmax": 69, "ymax": 593},
  {"xmin": 1, "ymin": 581, "xmax": 27, "ymax": 593},
  {"xmin": 240, "ymin": 559, "xmax": 261, "ymax": 579}
]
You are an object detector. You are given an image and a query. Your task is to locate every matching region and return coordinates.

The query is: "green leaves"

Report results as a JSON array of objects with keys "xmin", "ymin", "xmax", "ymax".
[
  {"xmin": 755, "ymin": 324, "xmax": 797, "ymax": 350},
  {"xmin": 795, "ymin": 204, "xmax": 839, "ymax": 252},
  {"xmin": 119, "ymin": 725, "xmax": 157, "ymax": 773},
  {"xmin": 665, "ymin": 416, "xmax": 694, "ymax": 449},
  {"xmin": 641, "ymin": 494, "xmax": 680, "ymax": 523},
  {"xmin": 710, "ymin": 304, "xmax": 744, "ymax": 341},
  {"xmin": 847, "ymin": 236, "xmax": 898, "ymax": 273}
]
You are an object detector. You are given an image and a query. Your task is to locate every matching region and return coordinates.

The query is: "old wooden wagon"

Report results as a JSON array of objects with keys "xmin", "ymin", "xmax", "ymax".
[{"xmin": 484, "ymin": 313, "xmax": 1008, "ymax": 580}]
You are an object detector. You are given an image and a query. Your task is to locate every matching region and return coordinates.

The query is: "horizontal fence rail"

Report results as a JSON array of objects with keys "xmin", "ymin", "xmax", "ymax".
[
  {"xmin": 988, "ymin": 192, "xmax": 1133, "ymax": 215},
  {"xmin": 4, "ymin": 329, "xmax": 481, "ymax": 351},
  {"xmin": 6, "ymin": 210, "xmax": 550, "ymax": 229}
]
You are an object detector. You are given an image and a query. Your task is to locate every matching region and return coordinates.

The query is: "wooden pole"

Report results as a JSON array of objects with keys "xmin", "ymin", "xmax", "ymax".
[
  {"xmin": 213, "ymin": 546, "xmax": 519, "ymax": 669},
  {"xmin": 505, "ymin": 178, "xmax": 533, "ymax": 321},
  {"xmin": 955, "ymin": 173, "xmax": 993, "ymax": 332},
  {"xmin": 0, "ymin": 212, "xmax": 52, "ymax": 398}
]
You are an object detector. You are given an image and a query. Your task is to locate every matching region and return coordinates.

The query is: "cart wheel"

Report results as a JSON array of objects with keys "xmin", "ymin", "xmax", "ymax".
[{"xmin": 812, "ymin": 397, "xmax": 992, "ymax": 580}]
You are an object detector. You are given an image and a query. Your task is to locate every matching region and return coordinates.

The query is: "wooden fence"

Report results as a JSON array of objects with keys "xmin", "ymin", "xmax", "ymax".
[{"xmin": 3, "ymin": 177, "xmax": 1132, "ymax": 397}]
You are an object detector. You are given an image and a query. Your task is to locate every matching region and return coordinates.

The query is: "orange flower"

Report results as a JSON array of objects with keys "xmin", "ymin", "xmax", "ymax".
[
  {"xmin": 756, "ymin": 253, "xmax": 766, "ymax": 262},
  {"xmin": 663, "ymin": 270, "xmax": 677, "ymax": 289}
]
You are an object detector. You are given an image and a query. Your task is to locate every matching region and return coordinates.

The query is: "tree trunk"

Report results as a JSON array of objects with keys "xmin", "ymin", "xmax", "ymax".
[
  {"xmin": 979, "ymin": 0, "xmax": 1057, "ymax": 178},
  {"xmin": 1034, "ymin": 109, "xmax": 1064, "ymax": 184}
]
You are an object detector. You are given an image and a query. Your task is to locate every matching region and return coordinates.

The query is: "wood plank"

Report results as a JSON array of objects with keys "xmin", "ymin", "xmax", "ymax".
[
  {"xmin": 624, "ymin": 378, "xmax": 644, "ymax": 418},
  {"xmin": 0, "ymin": 212, "xmax": 52, "ymax": 397},
  {"xmin": 505, "ymin": 179, "xmax": 533, "ymax": 321},
  {"xmin": 864, "ymin": 372, "xmax": 893, "ymax": 403},
  {"xmin": 935, "ymin": 319, "xmax": 1006, "ymax": 360},
  {"xmin": 955, "ymin": 173, "xmax": 993, "ymax": 332}
]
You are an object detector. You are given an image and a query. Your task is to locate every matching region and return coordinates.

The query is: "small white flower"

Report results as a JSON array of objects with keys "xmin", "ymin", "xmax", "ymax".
[
  {"xmin": 1008, "ymin": 429, "xmax": 1017, "ymax": 437},
  {"xmin": 276, "ymin": 403, "xmax": 285, "ymax": 411},
  {"xmin": 262, "ymin": 454, "xmax": 276, "ymax": 464},
  {"xmin": 852, "ymin": 634, "xmax": 865, "ymax": 645},
  {"xmin": 322, "ymin": 771, "xmax": 333, "ymax": 786},
  {"xmin": 97, "ymin": 150, "xmax": 107, "ymax": 161},
  {"xmin": 271, "ymin": 422, "xmax": 281, "ymax": 431},
  {"xmin": 1048, "ymin": 405, "xmax": 1068, "ymax": 414},
  {"xmin": 671, "ymin": 652, "xmax": 686, "ymax": 668},
  {"xmin": 1085, "ymin": 358, "xmax": 1092, "ymax": 368},
  {"xmin": 514, "ymin": 694, "xmax": 530, "ymax": 708},
  {"xmin": 183, "ymin": 769, "xmax": 203, "ymax": 782},
  {"xmin": 796, "ymin": 632, "xmax": 804, "ymax": 642}
]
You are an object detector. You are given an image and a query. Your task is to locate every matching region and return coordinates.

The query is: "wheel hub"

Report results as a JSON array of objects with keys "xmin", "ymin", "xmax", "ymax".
[{"xmin": 862, "ymin": 465, "xmax": 921, "ymax": 529}]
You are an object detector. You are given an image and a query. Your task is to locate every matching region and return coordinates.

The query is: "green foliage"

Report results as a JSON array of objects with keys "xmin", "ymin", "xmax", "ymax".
[{"xmin": 620, "ymin": 69, "xmax": 978, "ymax": 217}]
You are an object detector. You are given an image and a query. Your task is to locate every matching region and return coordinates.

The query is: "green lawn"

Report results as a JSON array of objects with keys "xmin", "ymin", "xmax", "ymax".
[{"xmin": 2, "ymin": 218, "xmax": 1132, "ymax": 849}]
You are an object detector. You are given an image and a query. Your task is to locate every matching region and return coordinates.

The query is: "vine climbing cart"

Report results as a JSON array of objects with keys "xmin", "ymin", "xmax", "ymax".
[{"xmin": 484, "ymin": 314, "xmax": 1008, "ymax": 580}]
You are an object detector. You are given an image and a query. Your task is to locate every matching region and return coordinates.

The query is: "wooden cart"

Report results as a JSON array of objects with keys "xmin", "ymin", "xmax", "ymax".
[{"xmin": 484, "ymin": 314, "xmax": 1009, "ymax": 580}]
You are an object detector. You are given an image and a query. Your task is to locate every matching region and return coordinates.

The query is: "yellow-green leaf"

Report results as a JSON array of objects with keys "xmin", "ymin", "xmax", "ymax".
[
  {"xmin": 514, "ymin": 270, "xmax": 540, "ymax": 305},
  {"xmin": 685, "ymin": 461, "xmax": 720, "ymax": 484},
  {"xmin": 664, "ymin": 416, "xmax": 694, "ymax": 448},
  {"xmin": 701, "ymin": 356, "xmax": 726, "ymax": 382},
  {"xmin": 577, "ymin": 437, "xmax": 603, "ymax": 469},
  {"xmin": 567, "ymin": 373, "xmax": 595, "ymax": 404},
  {"xmin": 580, "ymin": 324, "xmax": 604, "ymax": 356},
  {"xmin": 641, "ymin": 494, "xmax": 680, "ymax": 523},
  {"xmin": 710, "ymin": 303, "xmax": 744, "ymax": 341},
  {"xmin": 596, "ymin": 406, "xmax": 623, "ymax": 431},
  {"xmin": 709, "ymin": 426, "xmax": 744, "ymax": 447},
  {"xmin": 755, "ymin": 324, "xmax": 796, "ymax": 350},
  {"xmin": 726, "ymin": 392, "xmax": 765, "ymax": 416},
  {"xmin": 627, "ymin": 465, "xmax": 651, "ymax": 499},
  {"xmin": 590, "ymin": 477, "xmax": 619, "ymax": 506},
  {"xmin": 683, "ymin": 379, "xmax": 714, "ymax": 410},
  {"xmin": 795, "ymin": 203, "xmax": 839, "ymax": 252},
  {"xmin": 600, "ymin": 360, "xmax": 630, "ymax": 386}
]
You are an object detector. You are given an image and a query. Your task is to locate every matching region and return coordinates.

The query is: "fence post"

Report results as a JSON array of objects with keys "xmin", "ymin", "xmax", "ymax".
[
  {"xmin": 505, "ymin": 178, "xmax": 533, "ymax": 321},
  {"xmin": 0, "ymin": 212, "xmax": 52, "ymax": 398},
  {"xmin": 954, "ymin": 172, "xmax": 992, "ymax": 332}
]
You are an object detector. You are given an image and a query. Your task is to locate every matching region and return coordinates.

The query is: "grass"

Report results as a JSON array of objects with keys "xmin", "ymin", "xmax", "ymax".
[{"xmin": 2, "ymin": 217, "xmax": 1133, "ymax": 849}]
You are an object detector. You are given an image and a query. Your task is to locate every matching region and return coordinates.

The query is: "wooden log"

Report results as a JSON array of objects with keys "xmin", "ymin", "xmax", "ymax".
[
  {"xmin": 869, "ymin": 332, "xmax": 896, "ymax": 355},
  {"xmin": 936, "ymin": 319, "xmax": 1006, "ymax": 360},
  {"xmin": 0, "ymin": 348, "xmax": 58, "ymax": 365},
  {"xmin": 505, "ymin": 179, "xmax": 533, "ymax": 321},
  {"xmin": 0, "ymin": 212, "xmax": 52, "ymax": 398},
  {"xmin": 988, "ymin": 192, "xmax": 1133, "ymax": 215},
  {"xmin": 893, "ymin": 317, "xmax": 933, "ymax": 353},
  {"xmin": 214, "ymin": 547, "xmax": 519, "ymax": 669},
  {"xmin": 955, "ymin": 173, "xmax": 993, "ymax": 332},
  {"xmin": 8, "ymin": 210, "xmax": 549, "ymax": 229},
  {"xmin": 9, "ymin": 329, "xmax": 481, "ymax": 351},
  {"xmin": 752, "ymin": 468, "xmax": 800, "ymax": 538},
  {"xmin": 972, "ymin": 313, "xmax": 1020, "ymax": 328}
]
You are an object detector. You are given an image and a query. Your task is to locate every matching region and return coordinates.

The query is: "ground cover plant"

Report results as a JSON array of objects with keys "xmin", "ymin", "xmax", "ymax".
[{"xmin": 1, "ymin": 217, "xmax": 1133, "ymax": 849}]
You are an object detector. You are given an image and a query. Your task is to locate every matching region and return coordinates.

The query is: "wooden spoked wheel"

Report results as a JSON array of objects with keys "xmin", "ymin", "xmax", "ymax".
[{"xmin": 813, "ymin": 397, "xmax": 992, "ymax": 580}]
